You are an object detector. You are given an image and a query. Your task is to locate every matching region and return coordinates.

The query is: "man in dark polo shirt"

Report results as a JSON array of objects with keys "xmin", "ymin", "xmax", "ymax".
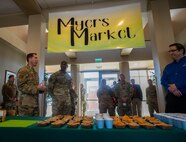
[
  {"xmin": 131, "ymin": 79, "xmax": 143, "ymax": 116},
  {"xmin": 161, "ymin": 43, "xmax": 186, "ymax": 113}
]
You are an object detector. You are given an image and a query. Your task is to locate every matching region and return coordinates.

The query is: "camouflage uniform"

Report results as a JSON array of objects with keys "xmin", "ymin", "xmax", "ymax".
[
  {"xmin": 114, "ymin": 81, "xmax": 133, "ymax": 116},
  {"xmin": 97, "ymin": 85, "xmax": 115, "ymax": 116},
  {"xmin": 131, "ymin": 84, "xmax": 143, "ymax": 117},
  {"xmin": 146, "ymin": 85, "xmax": 159, "ymax": 117},
  {"xmin": 48, "ymin": 71, "xmax": 72, "ymax": 116},
  {"xmin": 2, "ymin": 80, "xmax": 18, "ymax": 114},
  {"xmin": 17, "ymin": 65, "xmax": 39, "ymax": 116},
  {"xmin": 70, "ymin": 88, "xmax": 78, "ymax": 115},
  {"xmin": 81, "ymin": 87, "xmax": 86, "ymax": 116}
]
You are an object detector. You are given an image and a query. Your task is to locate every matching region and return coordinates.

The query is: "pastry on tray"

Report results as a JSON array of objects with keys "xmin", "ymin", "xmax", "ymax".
[
  {"xmin": 62, "ymin": 115, "xmax": 73, "ymax": 122},
  {"xmin": 112, "ymin": 116, "xmax": 121, "ymax": 121},
  {"xmin": 82, "ymin": 120, "xmax": 93, "ymax": 124},
  {"xmin": 37, "ymin": 120, "xmax": 50, "ymax": 127},
  {"xmin": 133, "ymin": 117, "xmax": 146, "ymax": 124},
  {"xmin": 67, "ymin": 120, "xmax": 80, "ymax": 128},
  {"xmin": 127, "ymin": 122, "xmax": 139, "ymax": 128},
  {"xmin": 140, "ymin": 123, "xmax": 156, "ymax": 129},
  {"xmin": 83, "ymin": 116, "xmax": 94, "ymax": 121},
  {"xmin": 81, "ymin": 122, "xmax": 93, "ymax": 128},
  {"xmin": 155, "ymin": 123, "xmax": 173, "ymax": 129},
  {"xmin": 46, "ymin": 115, "xmax": 62, "ymax": 123},
  {"xmin": 121, "ymin": 115, "xmax": 134, "ymax": 123},
  {"xmin": 51, "ymin": 120, "xmax": 66, "ymax": 128},
  {"xmin": 67, "ymin": 123, "xmax": 79, "ymax": 128},
  {"xmin": 113, "ymin": 121, "xmax": 126, "ymax": 128},
  {"xmin": 73, "ymin": 116, "xmax": 83, "ymax": 122}
]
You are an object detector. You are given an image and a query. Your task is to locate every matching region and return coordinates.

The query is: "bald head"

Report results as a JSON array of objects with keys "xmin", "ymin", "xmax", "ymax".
[
  {"xmin": 120, "ymin": 74, "xmax": 125, "ymax": 82},
  {"xmin": 60, "ymin": 60, "xmax": 68, "ymax": 72}
]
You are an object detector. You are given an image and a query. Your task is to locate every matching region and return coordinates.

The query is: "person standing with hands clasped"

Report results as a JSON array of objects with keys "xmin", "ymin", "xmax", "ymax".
[
  {"xmin": 80, "ymin": 83, "xmax": 87, "ymax": 116},
  {"xmin": 115, "ymin": 74, "xmax": 133, "ymax": 116},
  {"xmin": 48, "ymin": 61, "xmax": 73, "ymax": 116},
  {"xmin": 97, "ymin": 79, "xmax": 115, "ymax": 116},
  {"xmin": 161, "ymin": 43, "xmax": 186, "ymax": 113},
  {"xmin": 17, "ymin": 53, "xmax": 46, "ymax": 116},
  {"xmin": 146, "ymin": 79, "xmax": 159, "ymax": 117},
  {"xmin": 131, "ymin": 79, "xmax": 143, "ymax": 117},
  {"xmin": 2, "ymin": 75, "xmax": 18, "ymax": 115}
]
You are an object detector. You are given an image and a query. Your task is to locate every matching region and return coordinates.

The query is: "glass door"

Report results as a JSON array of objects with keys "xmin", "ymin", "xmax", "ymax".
[
  {"xmin": 100, "ymin": 72, "xmax": 118, "ymax": 87},
  {"xmin": 83, "ymin": 72, "xmax": 99, "ymax": 116},
  {"xmin": 81, "ymin": 71, "xmax": 119, "ymax": 116}
]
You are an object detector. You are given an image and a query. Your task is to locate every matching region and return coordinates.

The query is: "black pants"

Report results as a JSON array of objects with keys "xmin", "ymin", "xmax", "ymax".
[{"xmin": 165, "ymin": 93, "xmax": 186, "ymax": 113}]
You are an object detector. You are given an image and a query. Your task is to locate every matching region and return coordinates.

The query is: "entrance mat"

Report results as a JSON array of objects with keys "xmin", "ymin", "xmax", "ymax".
[{"xmin": 0, "ymin": 120, "xmax": 39, "ymax": 127}]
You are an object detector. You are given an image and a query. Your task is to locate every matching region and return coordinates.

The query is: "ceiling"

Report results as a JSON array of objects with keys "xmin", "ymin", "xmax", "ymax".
[
  {"xmin": 0, "ymin": 0, "xmax": 185, "ymax": 42},
  {"xmin": 0, "ymin": 0, "xmax": 186, "ymax": 70}
]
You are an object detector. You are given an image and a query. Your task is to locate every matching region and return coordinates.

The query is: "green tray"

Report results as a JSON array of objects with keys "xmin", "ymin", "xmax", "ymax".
[{"xmin": 0, "ymin": 120, "xmax": 39, "ymax": 127}]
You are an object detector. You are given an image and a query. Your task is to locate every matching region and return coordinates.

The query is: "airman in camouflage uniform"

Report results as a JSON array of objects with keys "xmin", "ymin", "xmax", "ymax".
[
  {"xmin": 17, "ymin": 53, "xmax": 46, "ymax": 116},
  {"xmin": 80, "ymin": 84, "xmax": 86, "ymax": 116},
  {"xmin": 97, "ymin": 79, "xmax": 115, "ymax": 116},
  {"xmin": 114, "ymin": 74, "xmax": 133, "ymax": 116},
  {"xmin": 146, "ymin": 79, "xmax": 159, "ymax": 117},
  {"xmin": 70, "ymin": 85, "xmax": 78, "ymax": 115},
  {"xmin": 48, "ymin": 61, "xmax": 72, "ymax": 116},
  {"xmin": 2, "ymin": 75, "xmax": 18, "ymax": 115},
  {"xmin": 131, "ymin": 79, "xmax": 143, "ymax": 117}
]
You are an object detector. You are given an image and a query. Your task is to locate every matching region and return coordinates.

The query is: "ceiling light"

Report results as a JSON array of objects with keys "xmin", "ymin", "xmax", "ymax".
[{"xmin": 118, "ymin": 20, "xmax": 124, "ymax": 26}]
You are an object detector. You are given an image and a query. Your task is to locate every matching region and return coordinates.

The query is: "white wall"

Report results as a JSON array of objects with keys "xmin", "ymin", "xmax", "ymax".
[{"xmin": 0, "ymin": 39, "xmax": 26, "ymax": 104}]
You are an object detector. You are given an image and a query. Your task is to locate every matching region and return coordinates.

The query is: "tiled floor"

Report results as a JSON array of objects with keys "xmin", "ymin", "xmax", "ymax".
[{"xmin": 142, "ymin": 101, "xmax": 150, "ymax": 116}]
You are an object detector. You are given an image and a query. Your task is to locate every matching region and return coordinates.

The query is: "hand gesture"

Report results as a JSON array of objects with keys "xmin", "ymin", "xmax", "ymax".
[
  {"xmin": 168, "ymin": 84, "xmax": 177, "ymax": 93},
  {"xmin": 168, "ymin": 84, "xmax": 182, "ymax": 97},
  {"xmin": 37, "ymin": 81, "xmax": 47, "ymax": 93}
]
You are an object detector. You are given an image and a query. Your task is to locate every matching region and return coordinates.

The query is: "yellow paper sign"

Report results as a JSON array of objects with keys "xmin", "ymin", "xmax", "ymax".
[{"xmin": 48, "ymin": 3, "xmax": 145, "ymax": 52}]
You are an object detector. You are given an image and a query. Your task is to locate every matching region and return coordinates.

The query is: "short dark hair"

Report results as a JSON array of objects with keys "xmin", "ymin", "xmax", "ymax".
[
  {"xmin": 61, "ymin": 60, "xmax": 68, "ymax": 66},
  {"xmin": 8, "ymin": 75, "xmax": 14, "ymax": 79},
  {"xmin": 26, "ymin": 53, "xmax": 37, "ymax": 62},
  {"xmin": 169, "ymin": 43, "xmax": 185, "ymax": 55}
]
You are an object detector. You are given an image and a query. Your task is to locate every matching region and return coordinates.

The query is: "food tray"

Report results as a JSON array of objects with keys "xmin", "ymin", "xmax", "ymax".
[
  {"xmin": 114, "ymin": 124, "xmax": 126, "ymax": 128},
  {"xmin": 156, "ymin": 124, "xmax": 172, "ymax": 129},
  {"xmin": 37, "ymin": 121, "xmax": 50, "ymax": 127},
  {"xmin": 140, "ymin": 124, "xmax": 156, "ymax": 129},
  {"xmin": 127, "ymin": 123, "xmax": 139, "ymax": 129},
  {"xmin": 67, "ymin": 124, "xmax": 79, "ymax": 128},
  {"xmin": 81, "ymin": 124, "xmax": 93, "ymax": 128}
]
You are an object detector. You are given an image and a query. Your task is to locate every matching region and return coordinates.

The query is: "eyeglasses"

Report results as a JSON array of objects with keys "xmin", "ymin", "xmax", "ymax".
[{"xmin": 168, "ymin": 49, "xmax": 178, "ymax": 53}]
